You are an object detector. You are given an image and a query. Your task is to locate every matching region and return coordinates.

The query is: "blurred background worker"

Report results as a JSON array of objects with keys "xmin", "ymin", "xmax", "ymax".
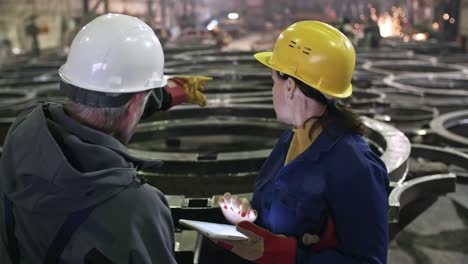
[
  {"xmin": 217, "ymin": 21, "xmax": 389, "ymax": 264},
  {"xmin": 24, "ymin": 14, "xmax": 41, "ymax": 56},
  {"xmin": 0, "ymin": 14, "xmax": 209, "ymax": 264}
]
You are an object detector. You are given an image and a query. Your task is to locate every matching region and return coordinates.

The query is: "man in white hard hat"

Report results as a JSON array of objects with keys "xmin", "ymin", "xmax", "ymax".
[{"xmin": 0, "ymin": 14, "xmax": 210, "ymax": 264}]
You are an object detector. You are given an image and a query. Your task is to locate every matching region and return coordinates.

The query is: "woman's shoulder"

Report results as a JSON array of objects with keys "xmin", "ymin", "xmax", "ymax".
[{"xmin": 327, "ymin": 132, "xmax": 388, "ymax": 177}]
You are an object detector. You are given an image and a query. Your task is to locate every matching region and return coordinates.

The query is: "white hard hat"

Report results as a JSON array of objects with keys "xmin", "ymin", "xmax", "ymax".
[{"xmin": 59, "ymin": 13, "xmax": 167, "ymax": 94}]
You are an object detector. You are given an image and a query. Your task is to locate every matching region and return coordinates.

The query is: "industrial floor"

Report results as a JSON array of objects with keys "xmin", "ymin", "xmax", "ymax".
[{"xmin": 388, "ymin": 182, "xmax": 468, "ymax": 264}]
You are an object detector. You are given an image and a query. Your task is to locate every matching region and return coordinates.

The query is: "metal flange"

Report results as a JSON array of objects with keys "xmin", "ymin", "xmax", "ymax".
[
  {"xmin": 410, "ymin": 144, "xmax": 468, "ymax": 181},
  {"xmin": 434, "ymin": 54, "xmax": 468, "ymax": 68},
  {"xmin": 429, "ymin": 110, "xmax": 468, "ymax": 149},
  {"xmin": 384, "ymin": 73, "xmax": 468, "ymax": 113},
  {"xmin": 363, "ymin": 116, "xmax": 411, "ymax": 185},
  {"xmin": 343, "ymin": 89, "xmax": 385, "ymax": 108},
  {"xmin": 130, "ymin": 105, "xmax": 283, "ymax": 197},
  {"xmin": 363, "ymin": 60, "xmax": 467, "ymax": 76},
  {"xmin": 0, "ymin": 62, "xmax": 61, "ymax": 79},
  {"xmin": 372, "ymin": 105, "xmax": 439, "ymax": 135},
  {"xmin": 384, "ymin": 73, "xmax": 468, "ymax": 97},
  {"xmin": 173, "ymin": 50, "xmax": 256, "ymax": 61},
  {"xmin": 357, "ymin": 49, "xmax": 431, "ymax": 63},
  {"xmin": 352, "ymin": 70, "xmax": 388, "ymax": 88},
  {"xmin": 131, "ymin": 106, "xmax": 409, "ymax": 196},
  {"xmin": 0, "ymin": 89, "xmax": 36, "ymax": 112},
  {"xmin": 164, "ymin": 58, "xmax": 269, "ymax": 78},
  {"xmin": 388, "ymin": 173, "xmax": 456, "ymax": 223}
]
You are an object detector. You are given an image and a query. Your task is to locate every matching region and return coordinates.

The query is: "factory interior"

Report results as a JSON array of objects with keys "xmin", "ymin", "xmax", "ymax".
[{"xmin": 0, "ymin": 0, "xmax": 468, "ymax": 263}]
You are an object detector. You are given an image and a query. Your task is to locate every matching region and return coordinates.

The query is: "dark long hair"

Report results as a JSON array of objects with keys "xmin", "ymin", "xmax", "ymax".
[{"xmin": 277, "ymin": 71, "xmax": 368, "ymax": 136}]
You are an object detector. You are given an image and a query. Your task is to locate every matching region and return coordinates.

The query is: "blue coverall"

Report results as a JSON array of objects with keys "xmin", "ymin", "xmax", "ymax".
[{"xmin": 251, "ymin": 123, "xmax": 389, "ymax": 263}]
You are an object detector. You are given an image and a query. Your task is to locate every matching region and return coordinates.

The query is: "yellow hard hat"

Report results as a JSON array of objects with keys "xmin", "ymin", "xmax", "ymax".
[{"xmin": 254, "ymin": 21, "xmax": 355, "ymax": 98}]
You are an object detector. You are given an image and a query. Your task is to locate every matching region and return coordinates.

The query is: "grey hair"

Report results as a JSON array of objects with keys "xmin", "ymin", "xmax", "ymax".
[{"xmin": 64, "ymin": 100, "xmax": 130, "ymax": 131}]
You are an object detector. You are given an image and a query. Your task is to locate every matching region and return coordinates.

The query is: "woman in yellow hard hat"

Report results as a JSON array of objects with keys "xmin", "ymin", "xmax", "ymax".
[{"xmin": 216, "ymin": 21, "xmax": 389, "ymax": 264}]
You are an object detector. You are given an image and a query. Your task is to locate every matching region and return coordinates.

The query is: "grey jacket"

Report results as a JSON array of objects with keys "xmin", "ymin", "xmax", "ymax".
[{"xmin": 0, "ymin": 103, "xmax": 177, "ymax": 264}]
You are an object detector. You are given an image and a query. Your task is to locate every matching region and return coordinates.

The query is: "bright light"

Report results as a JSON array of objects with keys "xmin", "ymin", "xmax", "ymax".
[
  {"xmin": 449, "ymin": 18, "xmax": 455, "ymax": 24},
  {"xmin": 378, "ymin": 12, "xmax": 401, "ymax": 38},
  {"xmin": 443, "ymin": 13, "xmax": 450, "ymax": 20},
  {"xmin": 206, "ymin": 19, "xmax": 219, "ymax": 31},
  {"xmin": 378, "ymin": 13, "xmax": 393, "ymax": 37},
  {"xmin": 417, "ymin": 129, "xmax": 427, "ymax": 136},
  {"xmin": 432, "ymin": 22, "xmax": 439, "ymax": 30},
  {"xmin": 380, "ymin": 115, "xmax": 391, "ymax": 122},
  {"xmin": 227, "ymin": 12, "xmax": 239, "ymax": 20},
  {"xmin": 412, "ymin": 33, "xmax": 428, "ymax": 42},
  {"xmin": 403, "ymin": 36, "xmax": 410, "ymax": 43}
]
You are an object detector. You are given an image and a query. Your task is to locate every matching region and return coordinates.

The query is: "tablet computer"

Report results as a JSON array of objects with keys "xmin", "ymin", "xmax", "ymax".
[{"xmin": 179, "ymin": 219, "xmax": 248, "ymax": 241}]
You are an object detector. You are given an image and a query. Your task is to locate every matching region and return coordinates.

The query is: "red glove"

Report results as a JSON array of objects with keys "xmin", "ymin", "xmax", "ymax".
[
  {"xmin": 300, "ymin": 215, "xmax": 339, "ymax": 251},
  {"xmin": 216, "ymin": 221, "xmax": 296, "ymax": 264},
  {"xmin": 312, "ymin": 215, "xmax": 339, "ymax": 251}
]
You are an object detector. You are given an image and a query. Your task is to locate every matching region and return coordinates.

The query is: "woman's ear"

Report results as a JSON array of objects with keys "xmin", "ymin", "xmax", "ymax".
[{"xmin": 287, "ymin": 78, "xmax": 297, "ymax": 99}]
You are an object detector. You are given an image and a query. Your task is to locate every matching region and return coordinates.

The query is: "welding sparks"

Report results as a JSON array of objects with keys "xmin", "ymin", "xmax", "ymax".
[{"xmin": 378, "ymin": 12, "xmax": 401, "ymax": 38}]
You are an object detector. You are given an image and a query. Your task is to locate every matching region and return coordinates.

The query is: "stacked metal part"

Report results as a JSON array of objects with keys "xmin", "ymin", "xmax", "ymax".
[
  {"xmin": 351, "ymin": 44, "xmax": 468, "ymax": 244},
  {"xmin": 1, "ymin": 43, "xmax": 468, "ymax": 263}
]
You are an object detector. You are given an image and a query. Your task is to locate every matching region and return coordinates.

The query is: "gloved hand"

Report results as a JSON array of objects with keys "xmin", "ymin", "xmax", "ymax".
[
  {"xmin": 215, "ymin": 221, "xmax": 297, "ymax": 264},
  {"xmin": 166, "ymin": 75, "xmax": 211, "ymax": 106},
  {"xmin": 218, "ymin": 192, "xmax": 257, "ymax": 225}
]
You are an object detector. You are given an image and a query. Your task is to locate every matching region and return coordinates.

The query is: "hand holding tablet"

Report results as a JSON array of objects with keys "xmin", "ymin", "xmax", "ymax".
[
  {"xmin": 179, "ymin": 219, "xmax": 248, "ymax": 240},
  {"xmin": 218, "ymin": 192, "xmax": 257, "ymax": 225}
]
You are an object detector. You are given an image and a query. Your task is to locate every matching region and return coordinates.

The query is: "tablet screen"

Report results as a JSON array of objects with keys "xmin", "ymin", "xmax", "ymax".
[{"xmin": 179, "ymin": 219, "xmax": 248, "ymax": 240}]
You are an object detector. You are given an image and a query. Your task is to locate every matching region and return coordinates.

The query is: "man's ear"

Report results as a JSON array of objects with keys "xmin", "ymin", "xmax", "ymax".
[{"xmin": 287, "ymin": 78, "xmax": 298, "ymax": 99}]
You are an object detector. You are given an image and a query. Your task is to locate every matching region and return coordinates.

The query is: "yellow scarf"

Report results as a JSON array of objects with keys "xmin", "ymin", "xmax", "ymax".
[{"xmin": 284, "ymin": 119, "xmax": 323, "ymax": 165}]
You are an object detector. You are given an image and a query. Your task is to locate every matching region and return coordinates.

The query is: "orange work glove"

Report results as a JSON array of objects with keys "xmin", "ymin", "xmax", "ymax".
[{"xmin": 166, "ymin": 75, "xmax": 211, "ymax": 106}]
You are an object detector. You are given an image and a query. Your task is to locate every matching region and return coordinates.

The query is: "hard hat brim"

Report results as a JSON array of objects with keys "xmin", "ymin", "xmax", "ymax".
[
  {"xmin": 253, "ymin": 52, "xmax": 276, "ymax": 72},
  {"xmin": 59, "ymin": 65, "xmax": 168, "ymax": 93},
  {"xmin": 253, "ymin": 52, "xmax": 352, "ymax": 98}
]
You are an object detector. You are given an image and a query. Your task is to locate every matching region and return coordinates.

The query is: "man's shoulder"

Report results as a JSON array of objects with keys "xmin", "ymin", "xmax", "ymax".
[
  {"xmin": 121, "ymin": 182, "xmax": 167, "ymax": 206},
  {"xmin": 116, "ymin": 180, "xmax": 170, "ymax": 213}
]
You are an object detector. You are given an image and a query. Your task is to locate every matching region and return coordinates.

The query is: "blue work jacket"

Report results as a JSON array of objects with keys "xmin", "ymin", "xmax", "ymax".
[{"xmin": 251, "ymin": 124, "xmax": 389, "ymax": 263}]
